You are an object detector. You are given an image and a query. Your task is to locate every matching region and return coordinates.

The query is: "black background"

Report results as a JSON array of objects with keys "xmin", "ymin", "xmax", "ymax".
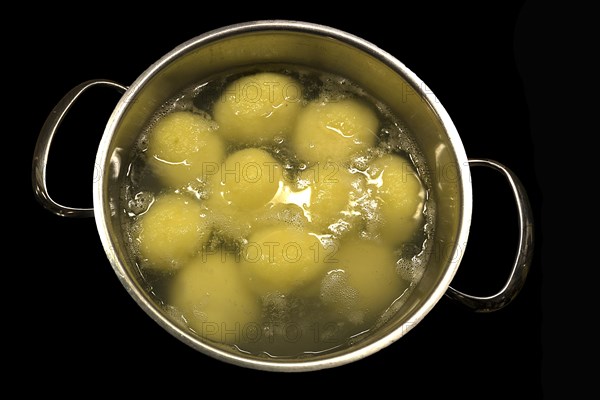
[{"xmin": 20, "ymin": 1, "xmax": 568, "ymax": 397}]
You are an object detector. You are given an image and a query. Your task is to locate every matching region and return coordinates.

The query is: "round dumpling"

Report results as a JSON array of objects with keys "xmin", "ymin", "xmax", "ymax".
[
  {"xmin": 170, "ymin": 253, "xmax": 262, "ymax": 345},
  {"xmin": 298, "ymin": 162, "xmax": 365, "ymax": 236},
  {"xmin": 136, "ymin": 193, "xmax": 212, "ymax": 271},
  {"xmin": 365, "ymin": 154, "xmax": 425, "ymax": 245},
  {"xmin": 146, "ymin": 111, "xmax": 225, "ymax": 190},
  {"xmin": 218, "ymin": 148, "xmax": 284, "ymax": 211},
  {"xmin": 292, "ymin": 98, "xmax": 378, "ymax": 164},
  {"xmin": 213, "ymin": 72, "xmax": 303, "ymax": 144},
  {"xmin": 241, "ymin": 226, "xmax": 331, "ymax": 296},
  {"xmin": 320, "ymin": 239, "xmax": 407, "ymax": 325},
  {"xmin": 206, "ymin": 148, "xmax": 285, "ymax": 239}
]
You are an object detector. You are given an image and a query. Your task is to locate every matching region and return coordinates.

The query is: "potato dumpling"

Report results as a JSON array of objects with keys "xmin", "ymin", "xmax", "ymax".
[
  {"xmin": 298, "ymin": 162, "xmax": 365, "ymax": 236},
  {"xmin": 206, "ymin": 148, "xmax": 285, "ymax": 239},
  {"xmin": 320, "ymin": 239, "xmax": 407, "ymax": 325},
  {"xmin": 213, "ymin": 72, "xmax": 303, "ymax": 144},
  {"xmin": 241, "ymin": 226, "xmax": 331, "ymax": 296},
  {"xmin": 147, "ymin": 111, "xmax": 224, "ymax": 189},
  {"xmin": 292, "ymin": 98, "xmax": 378, "ymax": 164},
  {"xmin": 137, "ymin": 193, "xmax": 211, "ymax": 271},
  {"xmin": 366, "ymin": 154, "xmax": 425, "ymax": 245},
  {"xmin": 217, "ymin": 148, "xmax": 284, "ymax": 210},
  {"xmin": 170, "ymin": 253, "xmax": 262, "ymax": 345}
]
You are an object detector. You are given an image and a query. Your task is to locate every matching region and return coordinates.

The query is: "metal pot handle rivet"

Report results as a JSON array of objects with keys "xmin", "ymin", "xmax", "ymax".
[
  {"xmin": 446, "ymin": 158, "xmax": 534, "ymax": 312},
  {"xmin": 32, "ymin": 80, "xmax": 127, "ymax": 218}
]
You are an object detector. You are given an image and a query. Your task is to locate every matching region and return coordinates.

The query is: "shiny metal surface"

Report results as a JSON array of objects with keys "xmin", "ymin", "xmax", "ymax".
[
  {"xmin": 93, "ymin": 20, "xmax": 473, "ymax": 371},
  {"xmin": 33, "ymin": 20, "xmax": 533, "ymax": 371},
  {"xmin": 32, "ymin": 80, "xmax": 126, "ymax": 217},
  {"xmin": 446, "ymin": 158, "xmax": 534, "ymax": 312}
]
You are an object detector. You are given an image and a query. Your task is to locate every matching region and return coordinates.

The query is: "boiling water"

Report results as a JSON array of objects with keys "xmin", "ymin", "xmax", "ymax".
[{"xmin": 120, "ymin": 65, "xmax": 435, "ymax": 357}]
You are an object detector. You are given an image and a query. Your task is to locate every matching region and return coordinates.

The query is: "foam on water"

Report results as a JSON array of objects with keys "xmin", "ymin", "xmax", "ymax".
[{"xmin": 119, "ymin": 64, "xmax": 436, "ymax": 357}]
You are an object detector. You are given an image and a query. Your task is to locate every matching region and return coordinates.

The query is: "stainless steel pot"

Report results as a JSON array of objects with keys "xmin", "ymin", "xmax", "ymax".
[{"xmin": 32, "ymin": 20, "xmax": 534, "ymax": 372}]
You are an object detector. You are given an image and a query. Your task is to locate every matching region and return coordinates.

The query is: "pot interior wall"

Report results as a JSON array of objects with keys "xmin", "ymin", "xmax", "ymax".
[{"xmin": 98, "ymin": 27, "xmax": 467, "ymax": 364}]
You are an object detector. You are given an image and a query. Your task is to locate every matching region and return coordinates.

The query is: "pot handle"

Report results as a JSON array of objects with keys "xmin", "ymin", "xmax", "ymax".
[
  {"xmin": 32, "ymin": 80, "xmax": 127, "ymax": 218},
  {"xmin": 446, "ymin": 158, "xmax": 534, "ymax": 312}
]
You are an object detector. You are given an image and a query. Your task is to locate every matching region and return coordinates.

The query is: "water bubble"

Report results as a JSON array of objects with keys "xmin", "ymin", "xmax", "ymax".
[
  {"xmin": 127, "ymin": 191, "xmax": 154, "ymax": 216},
  {"xmin": 118, "ymin": 64, "xmax": 435, "ymax": 356}
]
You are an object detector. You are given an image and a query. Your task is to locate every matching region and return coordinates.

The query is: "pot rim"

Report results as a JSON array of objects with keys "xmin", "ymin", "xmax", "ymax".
[{"xmin": 92, "ymin": 19, "xmax": 472, "ymax": 372}]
